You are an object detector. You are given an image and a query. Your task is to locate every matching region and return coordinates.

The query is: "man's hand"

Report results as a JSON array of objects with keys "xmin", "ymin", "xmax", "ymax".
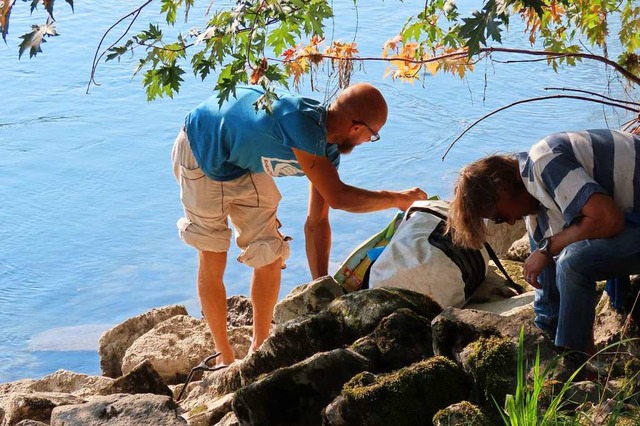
[
  {"xmin": 394, "ymin": 187, "xmax": 428, "ymax": 211},
  {"xmin": 522, "ymin": 250, "xmax": 553, "ymax": 289}
]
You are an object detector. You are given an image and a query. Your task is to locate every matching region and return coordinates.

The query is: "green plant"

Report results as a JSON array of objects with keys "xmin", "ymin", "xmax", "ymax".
[{"xmin": 496, "ymin": 326, "xmax": 585, "ymax": 426}]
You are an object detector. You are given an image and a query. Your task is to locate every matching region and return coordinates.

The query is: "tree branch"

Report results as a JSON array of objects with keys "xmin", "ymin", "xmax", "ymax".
[
  {"xmin": 86, "ymin": 0, "xmax": 153, "ymax": 94},
  {"xmin": 441, "ymin": 95, "xmax": 640, "ymax": 160}
]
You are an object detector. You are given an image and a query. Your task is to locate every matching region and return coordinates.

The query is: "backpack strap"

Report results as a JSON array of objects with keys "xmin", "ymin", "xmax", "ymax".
[
  {"xmin": 483, "ymin": 242, "xmax": 523, "ymax": 294},
  {"xmin": 408, "ymin": 205, "xmax": 523, "ymax": 295}
]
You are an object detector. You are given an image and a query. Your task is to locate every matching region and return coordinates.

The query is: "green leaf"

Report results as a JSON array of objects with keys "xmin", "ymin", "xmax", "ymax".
[
  {"xmin": 160, "ymin": 0, "xmax": 178, "ymax": 25},
  {"xmin": 267, "ymin": 23, "xmax": 297, "ymax": 57},
  {"xmin": 18, "ymin": 18, "xmax": 57, "ymax": 58}
]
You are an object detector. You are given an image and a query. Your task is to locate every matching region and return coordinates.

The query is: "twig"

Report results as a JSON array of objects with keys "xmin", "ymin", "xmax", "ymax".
[
  {"xmin": 441, "ymin": 95, "xmax": 640, "ymax": 160},
  {"xmin": 544, "ymin": 87, "xmax": 640, "ymax": 107},
  {"xmin": 86, "ymin": 0, "xmax": 153, "ymax": 94}
]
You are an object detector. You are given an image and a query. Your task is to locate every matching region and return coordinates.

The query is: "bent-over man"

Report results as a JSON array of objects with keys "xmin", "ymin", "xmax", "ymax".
[
  {"xmin": 447, "ymin": 129, "xmax": 640, "ymax": 356},
  {"xmin": 172, "ymin": 83, "xmax": 428, "ymax": 365}
]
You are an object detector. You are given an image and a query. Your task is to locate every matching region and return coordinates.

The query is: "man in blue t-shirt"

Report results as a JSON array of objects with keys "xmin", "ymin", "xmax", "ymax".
[
  {"xmin": 446, "ymin": 129, "xmax": 640, "ymax": 357},
  {"xmin": 171, "ymin": 83, "xmax": 428, "ymax": 365}
]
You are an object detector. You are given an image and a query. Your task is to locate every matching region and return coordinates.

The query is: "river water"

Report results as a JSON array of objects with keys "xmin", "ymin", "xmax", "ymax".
[{"xmin": 1, "ymin": 0, "xmax": 637, "ymax": 382}]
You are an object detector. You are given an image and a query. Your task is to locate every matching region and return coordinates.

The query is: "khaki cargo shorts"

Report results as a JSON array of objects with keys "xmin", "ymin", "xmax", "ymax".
[{"xmin": 171, "ymin": 128, "xmax": 290, "ymax": 268}]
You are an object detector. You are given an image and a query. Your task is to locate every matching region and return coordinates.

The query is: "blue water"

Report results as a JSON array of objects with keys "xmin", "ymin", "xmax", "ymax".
[{"xmin": 1, "ymin": 1, "xmax": 637, "ymax": 383}]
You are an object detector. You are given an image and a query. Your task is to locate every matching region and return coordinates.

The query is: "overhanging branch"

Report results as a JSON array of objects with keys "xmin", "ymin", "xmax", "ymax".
[{"xmin": 441, "ymin": 95, "xmax": 640, "ymax": 161}]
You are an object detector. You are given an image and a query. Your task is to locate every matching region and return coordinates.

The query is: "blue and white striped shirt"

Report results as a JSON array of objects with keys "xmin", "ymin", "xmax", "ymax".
[{"xmin": 518, "ymin": 129, "xmax": 640, "ymax": 242}]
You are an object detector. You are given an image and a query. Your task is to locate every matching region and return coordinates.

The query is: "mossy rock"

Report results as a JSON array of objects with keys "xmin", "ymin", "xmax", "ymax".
[
  {"xmin": 350, "ymin": 308, "xmax": 434, "ymax": 372},
  {"xmin": 464, "ymin": 335, "xmax": 515, "ymax": 406},
  {"xmin": 323, "ymin": 356, "xmax": 469, "ymax": 426},
  {"xmin": 432, "ymin": 401, "xmax": 492, "ymax": 426}
]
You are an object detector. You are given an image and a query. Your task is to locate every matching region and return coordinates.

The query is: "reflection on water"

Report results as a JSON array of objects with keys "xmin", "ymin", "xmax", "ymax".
[{"xmin": 1, "ymin": 0, "xmax": 637, "ymax": 382}]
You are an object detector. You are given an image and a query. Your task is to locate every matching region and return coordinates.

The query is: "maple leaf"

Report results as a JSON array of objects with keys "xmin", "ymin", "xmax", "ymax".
[
  {"xmin": 18, "ymin": 17, "xmax": 58, "ymax": 58},
  {"xmin": 250, "ymin": 58, "xmax": 268, "ymax": 85},
  {"xmin": 0, "ymin": 0, "xmax": 14, "ymax": 42},
  {"xmin": 43, "ymin": 0, "xmax": 54, "ymax": 18}
]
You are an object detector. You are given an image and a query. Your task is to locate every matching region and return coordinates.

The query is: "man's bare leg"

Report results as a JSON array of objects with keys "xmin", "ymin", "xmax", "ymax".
[
  {"xmin": 249, "ymin": 257, "xmax": 282, "ymax": 353},
  {"xmin": 198, "ymin": 250, "xmax": 235, "ymax": 365}
]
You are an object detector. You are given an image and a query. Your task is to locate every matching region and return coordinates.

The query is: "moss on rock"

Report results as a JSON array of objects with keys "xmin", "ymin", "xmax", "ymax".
[
  {"xmin": 323, "ymin": 356, "xmax": 468, "ymax": 426},
  {"xmin": 465, "ymin": 335, "xmax": 515, "ymax": 405},
  {"xmin": 432, "ymin": 401, "xmax": 491, "ymax": 426}
]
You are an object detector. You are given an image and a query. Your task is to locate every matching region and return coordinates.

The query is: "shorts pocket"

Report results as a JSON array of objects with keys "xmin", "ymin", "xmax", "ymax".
[
  {"xmin": 180, "ymin": 165, "xmax": 205, "ymax": 181},
  {"xmin": 179, "ymin": 166, "xmax": 222, "ymax": 219}
]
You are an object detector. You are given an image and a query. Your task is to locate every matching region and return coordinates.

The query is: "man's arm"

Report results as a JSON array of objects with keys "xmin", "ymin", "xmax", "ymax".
[
  {"xmin": 305, "ymin": 183, "xmax": 331, "ymax": 279},
  {"xmin": 523, "ymin": 193, "xmax": 624, "ymax": 287},
  {"xmin": 293, "ymin": 147, "xmax": 427, "ymax": 212}
]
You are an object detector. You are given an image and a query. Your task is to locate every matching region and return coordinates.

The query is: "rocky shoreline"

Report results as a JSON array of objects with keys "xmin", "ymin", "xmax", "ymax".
[{"xmin": 1, "ymin": 225, "xmax": 639, "ymax": 425}]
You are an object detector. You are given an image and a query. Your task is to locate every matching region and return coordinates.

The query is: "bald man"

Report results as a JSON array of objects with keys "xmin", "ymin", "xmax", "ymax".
[{"xmin": 172, "ymin": 83, "xmax": 427, "ymax": 365}]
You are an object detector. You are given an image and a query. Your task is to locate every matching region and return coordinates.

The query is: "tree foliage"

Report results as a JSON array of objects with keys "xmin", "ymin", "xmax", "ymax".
[{"xmin": 3, "ymin": 0, "xmax": 640, "ymax": 109}]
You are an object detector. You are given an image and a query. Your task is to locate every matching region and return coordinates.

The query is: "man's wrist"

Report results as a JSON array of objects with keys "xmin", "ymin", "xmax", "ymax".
[{"xmin": 537, "ymin": 237, "xmax": 554, "ymax": 259}]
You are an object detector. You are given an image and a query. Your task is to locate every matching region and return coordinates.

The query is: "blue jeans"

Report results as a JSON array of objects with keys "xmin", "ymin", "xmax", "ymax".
[{"xmin": 533, "ymin": 221, "xmax": 640, "ymax": 352}]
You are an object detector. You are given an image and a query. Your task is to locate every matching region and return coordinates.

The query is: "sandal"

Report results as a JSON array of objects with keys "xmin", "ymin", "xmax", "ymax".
[{"xmin": 176, "ymin": 353, "xmax": 228, "ymax": 401}]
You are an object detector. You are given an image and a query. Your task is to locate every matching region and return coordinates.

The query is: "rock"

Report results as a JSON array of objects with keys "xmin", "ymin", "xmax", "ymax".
[
  {"xmin": 594, "ymin": 292, "xmax": 639, "ymax": 353},
  {"xmin": 466, "ymin": 291, "xmax": 535, "ymax": 316},
  {"xmin": 350, "ymin": 308, "xmax": 434, "ymax": 372},
  {"xmin": 459, "ymin": 335, "xmax": 516, "ymax": 405},
  {"xmin": 431, "ymin": 307, "xmax": 574, "ymax": 381},
  {"xmin": 467, "ymin": 267, "xmax": 521, "ymax": 305},
  {"xmin": 0, "ymin": 371, "xmax": 112, "ymax": 398},
  {"xmin": 1, "ymin": 392, "xmax": 84, "ymax": 425},
  {"xmin": 50, "ymin": 394, "xmax": 186, "ymax": 426},
  {"xmin": 226, "ymin": 296, "xmax": 253, "ymax": 327},
  {"xmin": 505, "ymin": 234, "xmax": 531, "ymax": 262},
  {"xmin": 215, "ymin": 411, "xmax": 240, "ymax": 426},
  {"xmin": 323, "ymin": 357, "xmax": 469, "ymax": 426},
  {"xmin": 14, "ymin": 420, "xmax": 49, "ymax": 426},
  {"xmin": 227, "ymin": 325, "xmax": 252, "ymax": 360},
  {"xmin": 182, "ymin": 393, "xmax": 234, "ymax": 426},
  {"xmin": 432, "ymin": 401, "xmax": 491, "ymax": 426},
  {"xmin": 273, "ymin": 275, "xmax": 346, "ymax": 324},
  {"xmin": 484, "ymin": 220, "xmax": 527, "ymax": 257},
  {"xmin": 98, "ymin": 305, "xmax": 188, "ymax": 378},
  {"xmin": 95, "ymin": 360, "xmax": 172, "ymax": 397},
  {"xmin": 201, "ymin": 288, "xmax": 442, "ymax": 398},
  {"xmin": 233, "ymin": 349, "xmax": 371, "ymax": 426},
  {"xmin": 121, "ymin": 315, "xmax": 214, "ymax": 384}
]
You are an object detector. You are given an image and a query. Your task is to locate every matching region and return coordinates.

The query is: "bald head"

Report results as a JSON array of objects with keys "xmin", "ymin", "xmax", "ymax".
[{"xmin": 334, "ymin": 83, "xmax": 388, "ymax": 127}]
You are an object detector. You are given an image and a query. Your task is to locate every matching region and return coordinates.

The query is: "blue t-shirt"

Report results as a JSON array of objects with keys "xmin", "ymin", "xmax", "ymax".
[{"xmin": 184, "ymin": 86, "xmax": 341, "ymax": 181}]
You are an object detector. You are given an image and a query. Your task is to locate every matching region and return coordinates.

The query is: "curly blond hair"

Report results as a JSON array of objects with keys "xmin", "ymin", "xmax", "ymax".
[{"xmin": 446, "ymin": 155, "xmax": 521, "ymax": 249}]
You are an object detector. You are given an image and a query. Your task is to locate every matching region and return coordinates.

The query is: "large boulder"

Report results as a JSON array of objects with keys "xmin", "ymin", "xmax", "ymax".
[
  {"xmin": 0, "ymin": 371, "xmax": 112, "ymax": 398},
  {"xmin": 121, "ymin": 315, "xmax": 214, "ymax": 384},
  {"xmin": 504, "ymin": 234, "xmax": 531, "ymax": 262},
  {"xmin": 1, "ymin": 392, "xmax": 84, "ymax": 426},
  {"xmin": 192, "ymin": 288, "xmax": 442, "ymax": 399},
  {"xmin": 350, "ymin": 308, "xmax": 434, "ymax": 372},
  {"xmin": 95, "ymin": 360, "xmax": 172, "ymax": 397},
  {"xmin": 323, "ymin": 357, "xmax": 469, "ymax": 426},
  {"xmin": 273, "ymin": 276, "xmax": 346, "ymax": 324},
  {"xmin": 233, "ymin": 349, "xmax": 371, "ymax": 426},
  {"xmin": 594, "ymin": 292, "xmax": 640, "ymax": 353},
  {"xmin": 98, "ymin": 305, "xmax": 188, "ymax": 378},
  {"xmin": 484, "ymin": 220, "xmax": 527, "ymax": 257},
  {"xmin": 226, "ymin": 296, "xmax": 253, "ymax": 328},
  {"xmin": 431, "ymin": 307, "xmax": 575, "ymax": 382},
  {"xmin": 50, "ymin": 394, "xmax": 186, "ymax": 426}
]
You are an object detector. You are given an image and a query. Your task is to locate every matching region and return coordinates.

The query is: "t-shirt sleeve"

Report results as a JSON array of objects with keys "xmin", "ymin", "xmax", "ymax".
[
  {"xmin": 528, "ymin": 151, "xmax": 607, "ymax": 225},
  {"xmin": 274, "ymin": 112, "xmax": 327, "ymax": 156}
]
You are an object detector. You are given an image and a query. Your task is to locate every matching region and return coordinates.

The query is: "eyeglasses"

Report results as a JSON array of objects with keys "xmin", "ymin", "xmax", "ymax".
[
  {"xmin": 352, "ymin": 120, "xmax": 381, "ymax": 142},
  {"xmin": 492, "ymin": 216, "xmax": 507, "ymax": 225}
]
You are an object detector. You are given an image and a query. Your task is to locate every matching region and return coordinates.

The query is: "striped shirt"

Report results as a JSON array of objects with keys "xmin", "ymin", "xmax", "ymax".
[{"xmin": 517, "ymin": 129, "xmax": 640, "ymax": 242}]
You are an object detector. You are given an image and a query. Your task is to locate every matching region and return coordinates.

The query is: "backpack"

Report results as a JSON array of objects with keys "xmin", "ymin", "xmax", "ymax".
[{"xmin": 335, "ymin": 200, "xmax": 519, "ymax": 308}]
